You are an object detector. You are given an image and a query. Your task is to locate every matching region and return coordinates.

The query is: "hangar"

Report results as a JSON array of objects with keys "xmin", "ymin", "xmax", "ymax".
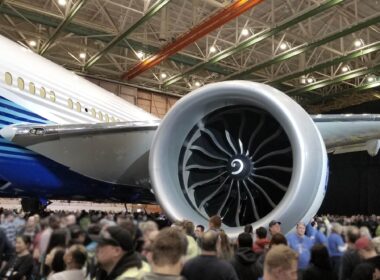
[{"xmin": 0, "ymin": 0, "xmax": 380, "ymax": 235}]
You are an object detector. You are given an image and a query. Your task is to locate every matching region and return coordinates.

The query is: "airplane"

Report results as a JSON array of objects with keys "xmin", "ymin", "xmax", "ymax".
[{"xmin": 1, "ymin": 34, "xmax": 380, "ymax": 236}]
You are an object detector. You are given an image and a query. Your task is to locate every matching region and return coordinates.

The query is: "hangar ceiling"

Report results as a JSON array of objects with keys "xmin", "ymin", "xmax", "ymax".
[{"xmin": 0, "ymin": 0, "xmax": 379, "ymax": 112}]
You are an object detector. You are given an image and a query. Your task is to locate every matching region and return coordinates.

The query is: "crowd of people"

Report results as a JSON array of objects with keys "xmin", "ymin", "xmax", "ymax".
[{"xmin": 0, "ymin": 208, "xmax": 379, "ymax": 280}]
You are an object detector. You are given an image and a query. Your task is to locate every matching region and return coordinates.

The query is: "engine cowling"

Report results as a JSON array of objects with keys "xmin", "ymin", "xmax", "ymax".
[{"xmin": 149, "ymin": 81, "xmax": 328, "ymax": 236}]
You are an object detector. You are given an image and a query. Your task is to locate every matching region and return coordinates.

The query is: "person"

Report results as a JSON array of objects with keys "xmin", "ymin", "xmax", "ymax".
[
  {"xmin": 208, "ymin": 215, "xmax": 222, "ymax": 232},
  {"xmin": 230, "ymin": 232, "xmax": 261, "ymax": 280},
  {"xmin": 328, "ymin": 223, "xmax": 346, "ymax": 277},
  {"xmin": 217, "ymin": 230, "xmax": 233, "ymax": 261},
  {"xmin": 268, "ymin": 220, "xmax": 281, "ymax": 237},
  {"xmin": 351, "ymin": 237, "xmax": 380, "ymax": 280},
  {"xmin": 1, "ymin": 210, "xmax": 17, "ymax": 246},
  {"xmin": 286, "ymin": 222, "xmax": 313, "ymax": 270},
  {"xmin": 253, "ymin": 227, "xmax": 270, "ymax": 254},
  {"xmin": 263, "ymin": 244, "xmax": 298, "ymax": 280},
  {"xmin": 195, "ymin": 225, "xmax": 205, "ymax": 239},
  {"xmin": 48, "ymin": 244, "xmax": 87, "ymax": 280},
  {"xmin": 46, "ymin": 248, "xmax": 66, "ymax": 279},
  {"xmin": 307, "ymin": 221, "xmax": 328, "ymax": 247},
  {"xmin": 0, "ymin": 235, "xmax": 34, "ymax": 280},
  {"xmin": 181, "ymin": 230, "xmax": 238, "ymax": 280},
  {"xmin": 339, "ymin": 226, "xmax": 361, "ymax": 280},
  {"xmin": 303, "ymin": 244, "xmax": 337, "ymax": 280},
  {"xmin": 94, "ymin": 225, "xmax": 150, "ymax": 280},
  {"xmin": 141, "ymin": 227, "xmax": 187, "ymax": 280}
]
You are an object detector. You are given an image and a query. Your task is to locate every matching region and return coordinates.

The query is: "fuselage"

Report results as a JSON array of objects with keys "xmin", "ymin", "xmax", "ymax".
[{"xmin": 0, "ymin": 35, "xmax": 158, "ymax": 202}]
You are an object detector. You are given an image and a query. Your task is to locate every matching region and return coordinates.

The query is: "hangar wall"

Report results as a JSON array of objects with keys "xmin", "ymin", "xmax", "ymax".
[{"xmin": 86, "ymin": 76, "xmax": 180, "ymax": 118}]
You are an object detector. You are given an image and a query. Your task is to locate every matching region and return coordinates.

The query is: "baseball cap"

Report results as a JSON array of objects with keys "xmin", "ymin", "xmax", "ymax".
[
  {"xmin": 269, "ymin": 220, "xmax": 281, "ymax": 227},
  {"xmin": 355, "ymin": 237, "xmax": 373, "ymax": 251},
  {"xmin": 92, "ymin": 226, "xmax": 134, "ymax": 252}
]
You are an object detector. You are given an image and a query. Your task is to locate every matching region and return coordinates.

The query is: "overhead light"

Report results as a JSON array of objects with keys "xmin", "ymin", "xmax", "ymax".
[
  {"xmin": 280, "ymin": 42, "xmax": 288, "ymax": 50},
  {"xmin": 28, "ymin": 40, "xmax": 37, "ymax": 47},
  {"xmin": 136, "ymin": 51, "xmax": 144, "ymax": 59},
  {"xmin": 58, "ymin": 0, "xmax": 67, "ymax": 6},
  {"xmin": 194, "ymin": 81, "xmax": 201, "ymax": 87},
  {"xmin": 354, "ymin": 39, "xmax": 364, "ymax": 48},
  {"xmin": 160, "ymin": 72, "xmax": 167, "ymax": 79},
  {"xmin": 341, "ymin": 65, "xmax": 350, "ymax": 73},
  {"xmin": 79, "ymin": 52, "xmax": 86, "ymax": 59},
  {"xmin": 367, "ymin": 75, "xmax": 376, "ymax": 83},
  {"xmin": 209, "ymin": 46, "xmax": 217, "ymax": 53},
  {"xmin": 241, "ymin": 28, "xmax": 249, "ymax": 36},
  {"xmin": 307, "ymin": 76, "xmax": 315, "ymax": 84},
  {"xmin": 300, "ymin": 75, "xmax": 307, "ymax": 84}
]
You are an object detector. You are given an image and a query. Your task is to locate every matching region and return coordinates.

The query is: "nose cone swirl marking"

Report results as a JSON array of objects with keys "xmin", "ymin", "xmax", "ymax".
[{"xmin": 231, "ymin": 159, "xmax": 244, "ymax": 175}]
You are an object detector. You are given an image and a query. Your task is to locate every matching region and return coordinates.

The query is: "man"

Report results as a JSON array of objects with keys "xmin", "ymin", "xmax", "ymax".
[
  {"xmin": 253, "ymin": 227, "xmax": 270, "ymax": 254},
  {"xmin": 181, "ymin": 230, "xmax": 238, "ymax": 280},
  {"xmin": 339, "ymin": 226, "xmax": 361, "ymax": 280},
  {"xmin": 230, "ymin": 232, "xmax": 261, "ymax": 280},
  {"xmin": 142, "ymin": 227, "xmax": 187, "ymax": 280},
  {"xmin": 208, "ymin": 215, "xmax": 222, "ymax": 232},
  {"xmin": 195, "ymin": 225, "xmax": 205, "ymax": 239},
  {"xmin": 94, "ymin": 225, "xmax": 150, "ymax": 280},
  {"xmin": 0, "ymin": 210, "xmax": 16, "ymax": 246},
  {"xmin": 351, "ymin": 237, "xmax": 380, "ymax": 280},
  {"xmin": 268, "ymin": 220, "xmax": 281, "ymax": 237},
  {"xmin": 263, "ymin": 245, "xmax": 298, "ymax": 280},
  {"xmin": 286, "ymin": 222, "xmax": 313, "ymax": 270},
  {"xmin": 307, "ymin": 221, "xmax": 328, "ymax": 247},
  {"xmin": 49, "ymin": 244, "xmax": 87, "ymax": 280}
]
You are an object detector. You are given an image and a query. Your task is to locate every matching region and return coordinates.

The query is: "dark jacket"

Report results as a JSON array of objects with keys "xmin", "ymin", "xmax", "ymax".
[
  {"xmin": 351, "ymin": 255, "xmax": 380, "ymax": 280},
  {"xmin": 95, "ymin": 252, "xmax": 143, "ymax": 280},
  {"xmin": 303, "ymin": 264, "xmax": 337, "ymax": 280},
  {"xmin": 339, "ymin": 248, "xmax": 361, "ymax": 280},
  {"xmin": 230, "ymin": 247, "xmax": 261, "ymax": 280},
  {"xmin": 0, "ymin": 254, "xmax": 34, "ymax": 280},
  {"xmin": 182, "ymin": 255, "xmax": 238, "ymax": 280}
]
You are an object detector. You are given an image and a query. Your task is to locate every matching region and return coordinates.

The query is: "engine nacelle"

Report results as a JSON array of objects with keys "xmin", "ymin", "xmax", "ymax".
[{"xmin": 150, "ymin": 81, "xmax": 328, "ymax": 236}]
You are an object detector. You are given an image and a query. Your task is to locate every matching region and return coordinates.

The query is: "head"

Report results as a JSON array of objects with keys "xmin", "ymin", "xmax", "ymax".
[
  {"xmin": 49, "ymin": 215, "xmax": 61, "ymax": 230},
  {"xmin": 200, "ymin": 230, "xmax": 219, "ymax": 253},
  {"xmin": 264, "ymin": 245, "xmax": 298, "ymax": 280},
  {"xmin": 355, "ymin": 237, "xmax": 377, "ymax": 259},
  {"xmin": 69, "ymin": 225, "xmax": 86, "ymax": 245},
  {"xmin": 15, "ymin": 235, "xmax": 31, "ymax": 254},
  {"xmin": 268, "ymin": 220, "xmax": 281, "ymax": 235},
  {"xmin": 46, "ymin": 248, "xmax": 65, "ymax": 273},
  {"xmin": 151, "ymin": 228, "xmax": 187, "ymax": 271},
  {"xmin": 256, "ymin": 227, "xmax": 268, "ymax": 239},
  {"xmin": 310, "ymin": 245, "xmax": 331, "ymax": 270},
  {"xmin": 244, "ymin": 224, "xmax": 253, "ymax": 234},
  {"xmin": 46, "ymin": 229, "xmax": 68, "ymax": 255},
  {"xmin": 195, "ymin": 225, "xmax": 205, "ymax": 238},
  {"xmin": 65, "ymin": 214, "xmax": 77, "ymax": 227},
  {"xmin": 269, "ymin": 233, "xmax": 288, "ymax": 248},
  {"xmin": 331, "ymin": 223, "xmax": 343, "ymax": 235},
  {"xmin": 237, "ymin": 232, "xmax": 253, "ymax": 248},
  {"xmin": 296, "ymin": 222, "xmax": 306, "ymax": 237},
  {"xmin": 208, "ymin": 215, "xmax": 222, "ymax": 230},
  {"xmin": 139, "ymin": 221, "xmax": 158, "ymax": 239},
  {"xmin": 360, "ymin": 226, "xmax": 372, "ymax": 239},
  {"xmin": 182, "ymin": 220, "xmax": 195, "ymax": 236},
  {"xmin": 345, "ymin": 226, "xmax": 360, "ymax": 246},
  {"xmin": 64, "ymin": 244, "xmax": 87, "ymax": 270},
  {"xmin": 95, "ymin": 226, "xmax": 135, "ymax": 273}
]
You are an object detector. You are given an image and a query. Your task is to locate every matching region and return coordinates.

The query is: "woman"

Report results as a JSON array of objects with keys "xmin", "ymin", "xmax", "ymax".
[{"xmin": 0, "ymin": 235, "xmax": 34, "ymax": 280}]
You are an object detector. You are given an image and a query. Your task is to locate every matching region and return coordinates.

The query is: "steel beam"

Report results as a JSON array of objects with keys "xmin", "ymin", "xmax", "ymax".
[
  {"xmin": 163, "ymin": 0, "xmax": 344, "ymax": 87},
  {"xmin": 223, "ymin": 13, "xmax": 380, "ymax": 80},
  {"xmin": 39, "ymin": 0, "xmax": 87, "ymax": 55},
  {"xmin": 122, "ymin": 0, "xmax": 264, "ymax": 80},
  {"xmin": 85, "ymin": 0, "xmax": 170, "ymax": 69}
]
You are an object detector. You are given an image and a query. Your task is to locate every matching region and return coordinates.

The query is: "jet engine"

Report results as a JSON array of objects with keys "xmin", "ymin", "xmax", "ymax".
[{"xmin": 149, "ymin": 81, "xmax": 328, "ymax": 236}]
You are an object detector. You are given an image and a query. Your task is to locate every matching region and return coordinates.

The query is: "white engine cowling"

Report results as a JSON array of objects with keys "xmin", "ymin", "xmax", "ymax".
[{"xmin": 149, "ymin": 81, "xmax": 328, "ymax": 237}]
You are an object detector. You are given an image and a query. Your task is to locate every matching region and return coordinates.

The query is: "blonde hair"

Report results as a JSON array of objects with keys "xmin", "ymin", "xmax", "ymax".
[{"xmin": 265, "ymin": 245, "xmax": 298, "ymax": 273}]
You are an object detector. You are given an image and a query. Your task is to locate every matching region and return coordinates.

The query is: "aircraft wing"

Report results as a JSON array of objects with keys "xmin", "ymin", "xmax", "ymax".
[
  {"xmin": 313, "ymin": 114, "xmax": 380, "ymax": 156},
  {"xmin": 0, "ymin": 121, "xmax": 160, "ymax": 186}
]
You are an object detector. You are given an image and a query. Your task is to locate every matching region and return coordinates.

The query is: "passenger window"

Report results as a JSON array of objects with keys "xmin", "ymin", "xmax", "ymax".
[
  {"xmin": 111, "ymin": 116, "xmax": 115, "ymax": 122},
  {"xmin": 40, "ymin": 87, "xmax": 46, "ymax": 98},
  {"xmin": 75, "ymin": 102, "xmax": 81, "ymax": 112},
  {"xmin": 29, "ymin": 82, "xmax": 36, "ymax": 94},
  {"xmin": 104, "ymin": 114, "xmax": 109, "ymax": 122},
  {"xmin": 98, "ymin": 112, "xmax": 103, "ymax": 121},
  {"xmin": 91, "ymin": 108, "xmax": 96, "ymax": 118},
  {"xmin": 17, "ymin": 77, "xmax": 24, "ymax": 90},
  {"xmin": 49, "ymin": 91, "xmax": 56, "ymax": 102},
  {"xmin": 4, "ymin": 72, "xmax": 12, "ymax": 85},
  {"xmin": 67, "ymin": 98, "xmax": 74, "ymax": 109}
]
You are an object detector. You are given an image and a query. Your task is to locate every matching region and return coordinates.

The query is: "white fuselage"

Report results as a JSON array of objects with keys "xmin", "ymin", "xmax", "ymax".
[{"xmin": 0, "ymin": 35, "xmax": 158, "ymax": 126}]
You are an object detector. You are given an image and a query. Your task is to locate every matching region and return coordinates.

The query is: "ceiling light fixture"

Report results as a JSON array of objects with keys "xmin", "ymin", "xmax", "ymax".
[
  {"xmin": 367, "ymin": 75, "xmax": 376, "ymax": 83},
  {"xmin": 354, "ymin": 39, "xmax": 364, "ymax": 48},
  {"xmin": 160, "ymin": 73, "xmax": 167, "ymax": 79},
  {"xmin": 79, "ymin": 52, "xmax": 86, "ymax": 59},
  {"xmin": 209, "ymin": 46, "xmax": 217, "ymax": 53},
  {"xmin": 58, "ymin": 0, "xmax": 67, "ymax": 6},
  {"xmin": 280, "ymin": 42, "xmax": 288, "ymax": 50},
  {"xmin": 241, "ymin": 28, "xmax": 249, "ymax": 36},
  {"xmin": 28, "ymin": 40, "xmax": 37, "ymax": 47},
  {"xmin": 341, "ymin": 65, "xmax": 350, "ymax": 73},
  {"xmin": 194, "ymin": 81, "xmax": 201, "ymax": 87},
  {"xmin": 136, "ymin": 51, "xmax": 144, "ymax": 59}
]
